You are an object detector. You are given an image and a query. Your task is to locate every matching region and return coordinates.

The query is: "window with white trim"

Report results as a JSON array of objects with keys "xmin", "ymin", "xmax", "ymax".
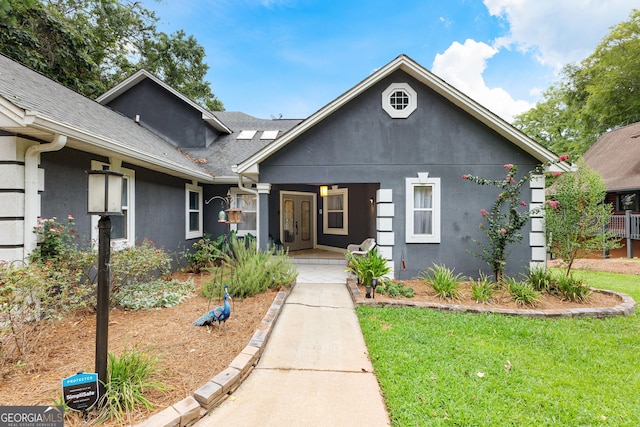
[
  {"xmin": 91, "ymin": 160, "xmax": 135, "ymax": 249},
  {"xmin": 382, "ymin": 82, "xmax": 417, "ymax": 118},
  {"xmin": 323, "ymin": 187, "xmax": 348, "ymax": 235},
  {"xmin": 406, "ymin": 175, "xmax": 440, "ymax": 243},
  {"xmin": 186, "ymin": 183, "xmax": 203, "ymax": 239},
  {"xmin": 229, "ymin": 189, "xmax": 257, "ymax": 237}
]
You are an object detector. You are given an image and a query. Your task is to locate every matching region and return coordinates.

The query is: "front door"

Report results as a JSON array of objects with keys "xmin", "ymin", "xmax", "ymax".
[{"xmin": 282, "ymin": 193, "xmax": 314, "ymax": 251}]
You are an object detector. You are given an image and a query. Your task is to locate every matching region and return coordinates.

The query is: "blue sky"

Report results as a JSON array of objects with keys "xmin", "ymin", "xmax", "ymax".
[{"xmin": 142, "ymin": 0, "xmax": 634, "ymax": 122}]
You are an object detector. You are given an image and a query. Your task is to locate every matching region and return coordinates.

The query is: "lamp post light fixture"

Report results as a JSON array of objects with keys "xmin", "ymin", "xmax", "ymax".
[{"xmin": 87, "ymin": 169, "xmax": 123, "ymax": 403}]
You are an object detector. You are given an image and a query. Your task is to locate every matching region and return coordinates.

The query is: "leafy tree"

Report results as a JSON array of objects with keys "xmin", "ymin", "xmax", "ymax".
[
  {"xmin": 514, "ymin": 9, "xmax": 640, "ymax": 156},
  {"xmin": 545, "ymin": 159, "xmax": 619, "ymax": 276},
  {"xmin": 0, "ymin": 0, "xmax": 223, "ymax": 110}
]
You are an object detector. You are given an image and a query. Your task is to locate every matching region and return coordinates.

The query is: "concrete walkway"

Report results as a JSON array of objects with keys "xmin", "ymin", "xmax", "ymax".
[{"xmin": 194, "ymin": 265, "xmax": 390, "ymax": 427}]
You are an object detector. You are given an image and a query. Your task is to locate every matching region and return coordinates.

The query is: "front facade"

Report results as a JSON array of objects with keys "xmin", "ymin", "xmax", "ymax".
[{"xmin": 0, "ymin": 54, "xmax": 564, "ymax": 279}]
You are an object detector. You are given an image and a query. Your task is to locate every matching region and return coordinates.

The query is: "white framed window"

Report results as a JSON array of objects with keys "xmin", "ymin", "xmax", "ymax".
[
  {"xmin": 91, "ymin": 160, "xmax": 135, "ymax": 249},
  {"xmin": 186, "ymin": 183, "xmax": 203, "ymax": 239},
  {"xmin": 382, "ymin": 82, "xmax": 417, "ymax": 118},
  {"xmin": 406, "ymin": 175, "xmax": 440, "ymax": 243},
  {"xmin": 323, "ymin": 187, "xmax": 348, "ymax": 235},
  {"xmin": 229, "ymin": 189, "xmax": 257, "ymax": 237}
]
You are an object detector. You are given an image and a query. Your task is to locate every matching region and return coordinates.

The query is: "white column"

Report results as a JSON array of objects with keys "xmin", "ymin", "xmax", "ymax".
[
  {"xmin": 529, "ymin": 174, "xmax": 546, "ymax": 270},
  {"xmin": 375, "ymin": 188, "xmax": 394, "ymax": 277}
]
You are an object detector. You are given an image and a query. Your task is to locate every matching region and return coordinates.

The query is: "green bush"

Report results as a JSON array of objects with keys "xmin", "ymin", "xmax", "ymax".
[
  {"xmin": 527, "ymin": 265, "xmax": 555, "ymax": 292},
  {"xmin": 345, "ymin": 248, "xmax": 391, "ymax": 286},
  {"xmin": 374, "ymin": 279, "xmax": 414, "ymax": 298},
  {"xmin": 471, "ymin": 271, "xmax": 495, "ymax": 303},
  {"xmin": 110, "ymin": 239, "xmax": 172, "ymax": 298},
  {"xmin": 97, "ymin": 348, "xmax": 168, "ymax": 424},
  {"xmin": 112, "ymin": 279, "xmax": 195, "ymax": 310},
  {"xmin": 505, "ymin": 277, "xmax": 540, "ymax": 306},
  {"xmin": 420, "ymin": 264, "xmax": 464, "ymax": 300},
  {"xmin": 186, "ymin": 233, "xmax": 234, "ymax": 273},
  {"xmin": 556, "ymin": 274, "xmax": 591, "ymax": 302},
  {"xmin": 221, "ymin": 237, "xmax": 297, "ymax": 299},
  {"xmin": 29, "ymin": 215, "xmax": 78, "ymax": 264}
]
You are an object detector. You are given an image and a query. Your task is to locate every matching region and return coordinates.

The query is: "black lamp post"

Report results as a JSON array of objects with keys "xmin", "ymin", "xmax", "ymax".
[{"xmin": 87, "ymin": 170, "xmax": 123, "ymax": 403}]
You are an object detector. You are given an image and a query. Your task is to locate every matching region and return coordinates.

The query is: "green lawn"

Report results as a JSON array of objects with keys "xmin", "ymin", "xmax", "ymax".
[{"xmin": 357, "ymin": 270, "xmax": 640, "ymax": 426}]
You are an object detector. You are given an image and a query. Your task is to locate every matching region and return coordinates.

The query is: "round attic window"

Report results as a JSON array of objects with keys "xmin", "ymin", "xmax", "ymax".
[{"xmin": 382, "ymin": 83, "xmax": 417, "ymax": 118}]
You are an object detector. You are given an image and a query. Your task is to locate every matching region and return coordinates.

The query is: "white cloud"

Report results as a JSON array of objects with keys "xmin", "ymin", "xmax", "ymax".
[
  {"xmin": 432, "ymin": 39, "xmax": 533, "ymax": 122},
  {"xmin": 431, "ymin": 1, "xmax": 633, "ymax": 122},
  {"xmin": 484, "ymin": 0, "xmax": 633, "ymax": 68}
]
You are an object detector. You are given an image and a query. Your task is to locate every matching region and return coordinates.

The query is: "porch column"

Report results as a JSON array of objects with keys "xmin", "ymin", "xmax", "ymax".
[
  {"xmin": 256, "ymin": 183, "xmax": 271, "ymax": 251},
  {"xmin": 376, "ymin": 188, "xmax": 395, "ymax": 278},
  {"xmin": 529, "ymin": 174, "xmax": 546, "ymax": 270}
]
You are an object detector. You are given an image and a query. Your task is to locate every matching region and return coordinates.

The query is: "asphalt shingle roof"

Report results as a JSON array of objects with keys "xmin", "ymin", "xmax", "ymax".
[
  {"xmin": 584, "ymin": 122, "xmax": 640, "ymax": 191},
  {"xmin": 185, "ymin": 112, "xmax": 302, "ymax": 177},
  {"xmin": 0, "ymin": 54, "xmax": 210, "ymax": 179}
]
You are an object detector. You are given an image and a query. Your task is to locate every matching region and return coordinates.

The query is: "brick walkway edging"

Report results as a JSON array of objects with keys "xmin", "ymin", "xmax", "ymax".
[
  {"xmin": 135, "ymin": 286, "xmax": 293, "ymax": 427},
  {"xmin": 348, "ymin": 281, "xmax": 636, "ymax": 318}
]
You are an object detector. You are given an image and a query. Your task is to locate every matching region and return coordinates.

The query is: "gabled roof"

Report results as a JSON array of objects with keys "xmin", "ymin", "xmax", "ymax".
[
  {"xmin": 236, "ymin": 54, "xmax": 567, "ymax": 178},
  {"xmin": 584, "ymin": 122, "xmax": 640, "ymax": 191},
  {"xmin": 0, "ymin": 54, "xmax": 212, "ymax": 182},
  {"xmin": 96, "ymin": 69, "xmax": 232, "ymax": 134}
]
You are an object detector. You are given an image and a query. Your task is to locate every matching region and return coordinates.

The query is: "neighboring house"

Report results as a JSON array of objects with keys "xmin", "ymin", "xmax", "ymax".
[
  {"xmin": 584, "ymin": 122, "xmax": 640, "ymax": 257},
  {"xmin": 0, "ymin": 53, "xmax": 566, "ymax": 279}
]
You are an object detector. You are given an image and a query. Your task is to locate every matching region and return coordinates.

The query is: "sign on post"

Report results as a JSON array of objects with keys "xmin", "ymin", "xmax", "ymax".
[{"xmin": 62, "ymin": 372, "xmax": 99, "ymax": 412}]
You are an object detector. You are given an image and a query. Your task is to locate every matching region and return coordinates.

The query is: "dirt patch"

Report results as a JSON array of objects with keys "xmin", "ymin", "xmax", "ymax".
[
  {"xmin": 0, "ymin": 272, "xmax": 278, "ymax": 425},
  {"xmin": 548, "ymin": 257, "xmax": 640, "ymax": 275}
]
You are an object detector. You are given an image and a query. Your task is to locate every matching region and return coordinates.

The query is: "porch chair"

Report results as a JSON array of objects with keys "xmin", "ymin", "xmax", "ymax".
[{"xmin": 347, "ymin": 238, "xmax": 376, "ymax": 256}]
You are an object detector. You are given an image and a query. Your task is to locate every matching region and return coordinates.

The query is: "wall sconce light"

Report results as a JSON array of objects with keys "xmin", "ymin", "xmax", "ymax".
[
  {"xmin": 369, "ymin": 197, "xmax": 375, "ymax": 204},
  {"xmin": 320, "ymin": 185, "xmax": 328, "ymax": 197}
]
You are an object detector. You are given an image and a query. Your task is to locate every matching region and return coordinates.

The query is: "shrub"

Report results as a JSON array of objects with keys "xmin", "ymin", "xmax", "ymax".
[
  {"xmin": 97, "ymin": 348, "xmax": 168, "ymax": 424},
  {"xmin": 527, "ymin": 265, "xmax": 555, "ymax": 292},
  {"xmin": 375, "ymin": 279, "xmax": 414, "ymax": 298},
  {"xmin": 556, "ymin": 274, "xmax": 591, "ymax": 302},
  {"xmin": 110, "ymin": 240, "xmax": 172, "ymax": 299},
  {"xmin": 220, "ymin": 237, "xmax": 297, "ymax": 298},
  {"xmin": 505, "ymin": 277, "xmax": 540, "ymax": 306},
  {"xmin": 29, "ymin": 215, "xmax": 78, "ymax": 264},
  {"xmin": 112, "ymin": 279, "xmax": 195, "ymax": 310},
  {"xmin": 345, "ymin": 248, "xmax": 391, "ymax": 286},
  {"xmin": 471, "ymin": 271, "xmax": 495, "ymax": 303},
  {"xmin": 420, "ymin": 264, "xmax": 464, "ymax": 300}
]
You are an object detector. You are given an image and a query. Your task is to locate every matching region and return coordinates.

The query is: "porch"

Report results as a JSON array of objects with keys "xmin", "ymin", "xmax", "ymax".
[{"xmin": 608, "ymin": 212, "xmax": 640, "ymax": 258}]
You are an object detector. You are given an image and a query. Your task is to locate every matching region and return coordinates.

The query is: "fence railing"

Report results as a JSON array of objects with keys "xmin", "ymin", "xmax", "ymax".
[{"xmin": 608, "ymin": 212, "xmax": 640, "ymax": 240}]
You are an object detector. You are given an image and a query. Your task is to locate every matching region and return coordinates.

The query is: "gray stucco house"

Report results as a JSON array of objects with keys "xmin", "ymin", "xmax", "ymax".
[{"xmin": 0, "ymin": 53, "xmax": 564, "ymax": 279}]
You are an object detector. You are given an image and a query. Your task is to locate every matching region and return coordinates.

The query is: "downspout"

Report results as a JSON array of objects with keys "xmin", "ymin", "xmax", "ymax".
[{"xmin": 24, "ymin": 134, "xmax": 67, "ymax": 260}]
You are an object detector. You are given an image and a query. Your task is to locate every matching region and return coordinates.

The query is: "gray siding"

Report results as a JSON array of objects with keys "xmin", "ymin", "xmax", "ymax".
[
  {"xmin": 259, "ymin": 70, "xmax": 539, "ymax": 279},
  {"xmin": 105, "ymin": 79, "xmax": 220, "ymax": 148},
  {"xmin": 41, "ymin": 147, "xmax": 195, "ymax": 261}
]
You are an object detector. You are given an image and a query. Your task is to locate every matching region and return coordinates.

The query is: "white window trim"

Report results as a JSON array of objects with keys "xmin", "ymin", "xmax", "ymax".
[
  {"xmin": 405, "ymin": 175, "xmax": 440, "ymax": 243},
  {"xmin": 323, "ymin": 187, "xmax": 348, "ymax": 235},
  {"xmin": 382, "ymin": 82, "xmax": 417, "ymax": 119},
  {"xmin": 90, "ymin": 160, "xmax": 135, "ymax": 250},
  {"xmin": 185, "ymin": 183, "xmax": 203, "ymax": 239},
  {"xmin": 229, "ymin": 188, "xmax": 257, "ymax": 237}
]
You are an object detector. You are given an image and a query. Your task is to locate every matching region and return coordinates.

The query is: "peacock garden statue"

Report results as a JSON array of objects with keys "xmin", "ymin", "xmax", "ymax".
[{"xmin": 193, "ymin": 285, "xmax": 232, "ymax": 331}]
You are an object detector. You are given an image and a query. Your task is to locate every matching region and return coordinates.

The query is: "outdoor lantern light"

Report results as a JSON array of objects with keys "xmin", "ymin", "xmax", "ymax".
[
  {"xmin": 87, "ymin": 170, "xmax": 124, "ymax": 215},
  {"xmin": 320, "ymin": 185, "xmax": 328, "ymax": 197},
  {"xmin": 87, "ymin": 169, "xmax": 123, "ymax": 405}
]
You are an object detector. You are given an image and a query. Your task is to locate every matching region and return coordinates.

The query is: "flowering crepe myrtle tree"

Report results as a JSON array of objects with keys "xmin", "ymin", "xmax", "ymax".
[{"xmin": 463, "ymin": 156, "xmax": 570, "ymax": 282}]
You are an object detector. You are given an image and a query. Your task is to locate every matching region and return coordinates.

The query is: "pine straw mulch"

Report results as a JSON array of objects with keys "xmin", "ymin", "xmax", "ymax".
[{"xmin": 0, "ymin": 272, "xmax": 279, "ymax": 426}]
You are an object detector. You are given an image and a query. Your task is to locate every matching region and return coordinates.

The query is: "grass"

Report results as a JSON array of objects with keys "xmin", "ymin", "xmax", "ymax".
[{"xmin": 357, "ymin": 270, "xmax": 640, "ymax": 426}]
